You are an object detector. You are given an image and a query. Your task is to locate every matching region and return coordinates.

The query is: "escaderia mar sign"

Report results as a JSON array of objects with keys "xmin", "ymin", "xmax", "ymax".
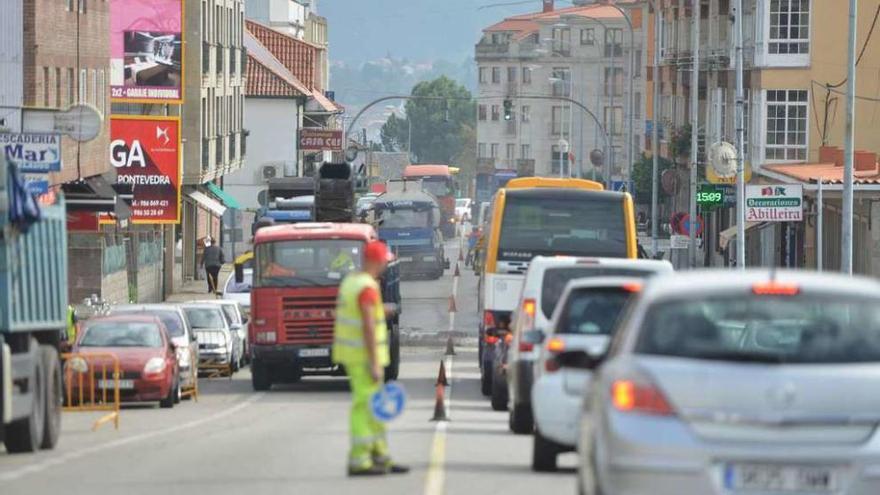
[{"xmin": 745, "ymin": 184, "xmax": 803, "ymax": 222}]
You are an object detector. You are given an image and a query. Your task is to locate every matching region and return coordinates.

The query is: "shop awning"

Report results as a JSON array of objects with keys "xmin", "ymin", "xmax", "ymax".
[
  {"xmin": 187, "ymin": 190, "xmax": 226, "ymax": 217},
  {"xmin": 204, "ymin": 182, "xmax": 241, "ymax": 209},
  {"xmin": 719, "ymin": 222, "xmax": 762, "ymax": 250}
]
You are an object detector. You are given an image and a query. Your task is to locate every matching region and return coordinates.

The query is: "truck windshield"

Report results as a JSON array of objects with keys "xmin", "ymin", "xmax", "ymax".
[
  {"xmin": 421, "ymin": 178, "xmax": 452, "ymax": 198},
  {"xmin": 377, "ymin": 209, "xmax": 431, "ymax": 229},
  {"xmin": 254, "ymin": 240, "xmax": 363, "ymax": 288}
]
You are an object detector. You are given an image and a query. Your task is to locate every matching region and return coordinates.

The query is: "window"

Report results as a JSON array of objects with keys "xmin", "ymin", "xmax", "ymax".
[
  {"xmin": 491, "ymin": 105, "xmax": 500, "ymax": 121},
  {"xmin": 506, "ymin": 144, "xmax": 516, "ymax": 160},
  {"xmin": 552, "ymin": 27, "xmax": 571, "ymax": 56},
  {"xmin": 507, "ymin": 66, "xmax": 517, "ymax": 83},
  {"xmin": 769, "ymin": 0, "xmax": 809, "ymax": 55},
  {"xmin": 634, "ymin": 92, "xmax": 642, "ymax": 119},
  {"xmin": 492, "ymin": 67, "xmax": 502, "ymax": 84},
  {"xmin": 42, "ymin": 67, "xmax": 49, "ymax": 107},
  {"xmin": 551, "ymin": 145, "xmax": 570, "ymax": 176},
  {"xmin": 91, "ymin": 69, "xmax": 97, "ymax": 106},
  {"xmin": 521, "ymin": 144, "xmax": 531, "ymax": 159},
  {"xmin": 78, "ymin": 69, "xmax": 86, "ymax": 103},
  {"xmin": 478, "ymin": 104, "xmax": 487, "ymax": 121},
  {"xmin": 765, "ymin": 89, "xmax": 808, "ymax": 161},
  {"xmin": 551, "ymin": 67, "xmax": 571, "ymax": 97},
  {"xmin": 521, "ymin": 105, "xmax": 531, "ymax": 123},
  {"xmin": 479, "ymin": 67, "xmax": 488, "ymax": 84},
  {"xmin": 635, "ymin": 50, "xmax": 642, "ymax": 77},
  {"xmin": 77, "ymin": 0, "xmax": 86, "ymax": 14},
  {"xmin": 99, "ymin": 69, "xmax": 105, "ymax": 114},
  {"xmin": 551, "ymin": 106, "xmax": 570, "ymax": 136},
  {"xmin": 66, "ymin": 68, "xmax": 74, "ymax": 106},
  {"xmin": 604, "ymin": 106, "xmax": 623, "ymax": 136},
  {"xmin": 491, "ymin": 144, "xmax": 500, "ymax": 158},
  {"xmin": 55, "ymin": 68, "xmax": 61, "ymax": 107},
  {"xmin": 478, "ymin": 143, "xmax": 487, "ymax": 158},
  {"xmin": 580, "ymin": 28, "xmax": 595, "ymax": 45},
  {"xmin": 604, "ymin": 67, "xmax": 624, "ymax": 97},
  {"xmin": 522, "ymin": 66, "xmax": 532, "ymax": 84},
  {"xmin": 605, "ymin": 28, "xmax": 624, "ymax": 58}
]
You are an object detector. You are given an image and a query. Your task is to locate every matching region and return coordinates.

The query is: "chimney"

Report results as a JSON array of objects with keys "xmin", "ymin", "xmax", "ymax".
[{"xmin": 543, "ymin": 0, "xmax": 554, "ymax": 13}]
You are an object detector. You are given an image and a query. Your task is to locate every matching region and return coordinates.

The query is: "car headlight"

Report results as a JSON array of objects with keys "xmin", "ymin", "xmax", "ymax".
[
  {"xmin": 68, "ymin": 356, "xmax": 88, "ymax": 374},
  {"xmin": 144, "ymin": 357, "xmax": 167, "ymax": 375}
]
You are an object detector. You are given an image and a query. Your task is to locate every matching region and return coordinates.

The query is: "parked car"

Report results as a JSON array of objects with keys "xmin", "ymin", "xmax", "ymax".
[
  {"xmin": 577, "ymin": 270, "xmax": 880, "ymax": 495},
  {"xmin": 455, "ymin": 197, "xmax": 472, "ymax": 222},
  {"xmin": 501, "ymin": 257, "xmax": 673, "ymax": 432},
  {"xmin": 108, "ymin": 304, "xmax": 199, "ymax": 392},
  {"xmin": 72, "ymin": 315, "xmax": 180, "ymax": 408},
  {"xmin": 223, "ymin": 268, "xmax": 252, "ymax": 317},
  {"xmin": 197, "ymin": 299, "xmax": 249, "ymax": 368},
  {"xmin": 528, "ymin": 277, "xmax": 644, "ymax": 471},
  {"xmin": 181, "ymin": 303, "xmax": 237, "ymax": 375}
]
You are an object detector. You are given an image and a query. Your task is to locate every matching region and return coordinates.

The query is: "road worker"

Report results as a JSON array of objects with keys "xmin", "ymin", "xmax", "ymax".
[{"xmin": 332, "ymin": 240, "xmax": 408, "ymax": 476}]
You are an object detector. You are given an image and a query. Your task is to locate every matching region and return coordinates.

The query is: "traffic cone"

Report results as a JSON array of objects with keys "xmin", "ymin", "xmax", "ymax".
[
  {"xmin": 458, "ymin": 250, "xmax": 464, "ymax": 262},
  {"xmin": 445, "ymin": 335, "xmax": 456, "ymax": 356},
  {"xmin": 430, "ymin": 383, "xmax": 449, "ymax": 421},
  {"xmin": 436, "ymin": 360, "xmax": 449, "ymax": 386},
  {"xmin": 454, "ymin": 263, "xmax": 461, "ymax": 277},
  {"xmin": 448, "ymin": 295, "xmax": 457, "ymax": 313}
]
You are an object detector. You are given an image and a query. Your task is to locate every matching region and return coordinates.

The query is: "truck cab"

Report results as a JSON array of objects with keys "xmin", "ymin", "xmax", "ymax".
[
  {"xmin": 372, "ymin": 190, "xmax": 447, "ymax": 280},
  {"xmin": 246, "ymin": 223, "xmax": 401, "ymax": 390}
]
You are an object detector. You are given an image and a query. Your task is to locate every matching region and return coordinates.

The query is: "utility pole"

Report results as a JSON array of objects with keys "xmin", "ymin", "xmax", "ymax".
[
  {"xmin": 841, "ymin": 0, "xmax": 857, "ymax": 274},
  {"xmin": 688, "ymin": 0, "xmax": 700, "ymax": 268},
  {"xmin": 734, "ymin": 0, "xmax": 746, "ymax": 269},
  {"xmin": 651, "ymin": 1, "xmax": 660, "ymax": 257}
]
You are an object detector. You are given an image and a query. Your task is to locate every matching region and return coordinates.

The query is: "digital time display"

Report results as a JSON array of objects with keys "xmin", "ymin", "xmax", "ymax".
[{"xmin": 696, "ymin": 185, "xmax": 724, "ymax": 209}]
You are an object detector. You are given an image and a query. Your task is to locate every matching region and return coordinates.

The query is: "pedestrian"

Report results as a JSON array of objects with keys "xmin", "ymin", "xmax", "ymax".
[
  {"xmin": 332, "ymin": 240, "xmax": 409, "ymax": 477},
  {"xmin": 201, "ymin": 236, "xmax": 225, "ymax": 295}
]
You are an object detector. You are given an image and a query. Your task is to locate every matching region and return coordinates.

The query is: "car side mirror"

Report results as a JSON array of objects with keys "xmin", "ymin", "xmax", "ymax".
[
  {"xmin": 523, "ymin": 329, "xmax": 545, "ymax": 345},
  {"xmin": 241, "ymin": 316, "xmax": 249, "ymax": 324},
  {"xmin": 555, "ymin": 350, "xmax": 605, "ymax": 370}
]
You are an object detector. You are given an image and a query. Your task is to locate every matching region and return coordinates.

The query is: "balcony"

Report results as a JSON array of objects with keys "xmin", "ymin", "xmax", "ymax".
[
  {"xmin": 477, "ymin": 158, "xmax": 497, "ymax": 172},
  {"xmin": 475, "ymin": 42, "xmax": 510, "ymax": 58}
]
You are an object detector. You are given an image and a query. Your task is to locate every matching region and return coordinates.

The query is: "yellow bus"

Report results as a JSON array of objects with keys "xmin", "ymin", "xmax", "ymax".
[{"xmin": 477, "ymin": 177, "xmax": 637, "ymax": 389}]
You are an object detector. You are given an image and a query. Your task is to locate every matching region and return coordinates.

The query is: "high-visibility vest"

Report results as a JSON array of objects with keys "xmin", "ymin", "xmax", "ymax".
[
  {"xmin": 332, "ymin": 272, "xmax": 390, "ymax": 367},
  {"xmin": 66, "ymin": 306, "xmax": 76, "ymax": 342}
]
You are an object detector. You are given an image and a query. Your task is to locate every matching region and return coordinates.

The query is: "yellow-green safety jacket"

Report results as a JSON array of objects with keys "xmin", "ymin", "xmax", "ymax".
[{"xmin": 332, "ymin": 272, "xmax": 389, "ymax": 367}]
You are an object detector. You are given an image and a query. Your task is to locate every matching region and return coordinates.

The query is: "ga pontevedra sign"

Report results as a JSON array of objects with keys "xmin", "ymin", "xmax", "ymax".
[
  {"xmin": 107, "ymin": 116, "xmax": 181, "ymax": 224},
  {"xmin": 746, "ymin": 184, "xmax": 803, "ymax": 222},
  {"xmin": 299, "ymin": 128, "xmax": 343, "ymax": 151}
]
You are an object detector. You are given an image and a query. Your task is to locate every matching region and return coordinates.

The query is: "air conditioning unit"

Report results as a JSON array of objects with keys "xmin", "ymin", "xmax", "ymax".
[{"xmin": 261, "ymin": 164, "xmax": 280, "ymax": 181}]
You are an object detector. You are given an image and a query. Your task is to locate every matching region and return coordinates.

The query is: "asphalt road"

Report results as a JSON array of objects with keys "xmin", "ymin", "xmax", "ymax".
[{"xmin": 0, "ymin": 239, "xmax": 576, "ymax": 495}]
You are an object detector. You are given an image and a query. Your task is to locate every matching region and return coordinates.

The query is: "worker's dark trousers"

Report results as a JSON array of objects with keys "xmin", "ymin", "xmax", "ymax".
[{"xmin": 206, "ymin": 265, "xmax": 221, "ymax": 293}]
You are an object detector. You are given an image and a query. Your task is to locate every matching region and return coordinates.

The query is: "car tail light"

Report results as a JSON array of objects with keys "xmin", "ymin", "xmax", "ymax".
[
  {"xmin": 519, "ymin": 341, "xmax": 534, "ymax": 352},
  {"xmin": 752, "ymin": 282, "xmax": 799, "ymax": 296},
  {"xmin": 485, "ymin": 335, "xmax": 499, "ymax": 345},
  {"xmin": 621, "ymin": 282, "xmax": 643, "ymax": 293},
  {"xmin": 546, "ymin": 337, "xmax": 565, "ymax": 353},
  {"xmin": 483, "ymin": 311, "xmax": 496, "ymax": 329},
  {"xmin": 544, "ymin": 357, "xmax": 561, "ymax": 373},
  {"xmin": 255, "ymin": 331, "xmax": 276, "ymax": 344},
  {"xmin": 521, "ymin": 298, "xmax": 536, "ymax": 331},
  {"xmin": 611, "ymin": 379, "xmax": 674, "ymax": 416}
]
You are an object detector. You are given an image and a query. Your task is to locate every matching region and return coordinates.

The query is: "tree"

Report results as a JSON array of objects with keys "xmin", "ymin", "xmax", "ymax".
[
  {"xmin": 380, "ymin": 76, "xmax": 476, "ymax": 170},
  {"xmin": 631, "ymin": 153, "xmax": 674, "ymax": 206}
]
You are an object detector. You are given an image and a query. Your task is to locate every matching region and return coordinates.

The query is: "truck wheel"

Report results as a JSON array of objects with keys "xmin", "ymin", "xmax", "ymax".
[
  {"xmin": 251, "ymin": 363, "xmax": 271, "ymax": 391},
  {"xmin": 384, "ymin": 325, "xmax": 400, "ymax": 382},
  {"xmin": 4, "ymin": 340, "xmax": 46, "ymax": 453},
  {"xmin": 40, "ymin": 345, "xmax": 62, "ymax": 450},
  {"xmin": 490, "ymin": 367, "xmax": 508, "ymax": 411}
]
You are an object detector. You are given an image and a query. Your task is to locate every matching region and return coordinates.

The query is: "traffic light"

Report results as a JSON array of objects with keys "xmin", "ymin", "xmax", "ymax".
[{"xmin": 503, "ymin": 99, "xmax": 513, "ymax": 121}]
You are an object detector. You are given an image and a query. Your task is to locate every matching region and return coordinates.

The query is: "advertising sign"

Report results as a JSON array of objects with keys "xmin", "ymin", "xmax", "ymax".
[
  {"xmin": 0, "ymin": 133, "xmax": 61, "ymax": 173},
  {"xmin": 299, "ymin": 128, "xmax": 343, "ymax": 151},
  {"xmin": 746, "ymin": 184, "xmax": 803, "ymax": 222},
  {"xmin": 110, "ymin": 0, "xmax": 184, "ymax": 103},
  {"xmin": 107, "ymin": 116, "xmax": 181, "ymax": 224}
]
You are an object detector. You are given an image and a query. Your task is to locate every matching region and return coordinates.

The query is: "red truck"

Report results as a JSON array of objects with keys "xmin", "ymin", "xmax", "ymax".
[
  {"xmin": 403, "ymin": 164, "xmax": 457, "ymax": 237},
  {"xmin": 243, "ymin": 222, "xmax": 401, "ymax": 390}
]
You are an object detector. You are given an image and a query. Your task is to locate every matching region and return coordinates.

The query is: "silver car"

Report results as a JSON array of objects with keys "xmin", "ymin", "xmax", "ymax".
[
  {"xmin": 197, "ymin": 299, "xmax": 248, "ymax": 369},
  {"xmin": 181, "ymin": 304, "xmax": 237, "ymax": 374},
  {"xmin": 577, "ymin": 270, "xmax": 880, "ymax": 495}
]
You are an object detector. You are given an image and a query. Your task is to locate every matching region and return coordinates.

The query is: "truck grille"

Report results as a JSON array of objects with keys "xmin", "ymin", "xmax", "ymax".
[{"xmin": 281, "ymin": 296, "xmax": 336, "ymax": 344}]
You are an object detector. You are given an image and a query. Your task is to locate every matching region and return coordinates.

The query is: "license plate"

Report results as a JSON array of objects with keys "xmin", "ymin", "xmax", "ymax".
[
  {"xmin": 398, "ymin": 256, "xmax": 413, "ymax": 262},
  {"xmin": 725, "ymin": 464, "xmax": 836, "ymax": 493},
  {"xmin": 299, "ymin": 348, "xmax": 330, "ymax": 358},
  {"xmin": 97, "ymin": 379, "xmax": 134, "ymax": 390}
]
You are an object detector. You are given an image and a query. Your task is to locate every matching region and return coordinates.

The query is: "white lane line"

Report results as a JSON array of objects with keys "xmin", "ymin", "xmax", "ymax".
[
  {"xmin": 0, "ymin": 393, "xmax": 265, "ymax": 482},
  {"xmin": 424, "ymin": 355, "xmax": 453, "ymax": 495}
]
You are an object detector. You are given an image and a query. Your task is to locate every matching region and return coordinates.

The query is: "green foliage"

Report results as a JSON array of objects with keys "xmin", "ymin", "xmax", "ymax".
[
  {"xmin": 632, "ymin": 153, "xmax": 674, "ymax": 205},
  {"xmin": 669, "ymin": 124, "xmax": 691, "ymax": 161}
]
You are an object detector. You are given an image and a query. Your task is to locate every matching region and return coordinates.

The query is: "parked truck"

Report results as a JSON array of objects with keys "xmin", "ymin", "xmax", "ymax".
[
  {"xmin": 0, "ymin": 154, "xmax": 67, "ymax": 453},
  {"xmin": 372, "ymin": 187, "xmax": 447, "ymax": 279},
  {"xmin": 257, "ymin": 163, "xmax": 355, "ymax": 228},
  {"xmin": 239, "ymin": 222, "xmax": 401, "ymax": 390}
]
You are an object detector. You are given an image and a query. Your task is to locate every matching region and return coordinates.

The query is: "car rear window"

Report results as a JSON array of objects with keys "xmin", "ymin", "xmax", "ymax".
[
  {"xmin": 556, "ymin": 288, "xmax": 634, "ymax": 335},
  {"xmin": 111, "ymin": 310, "xmax": 185, "ymax": 337},
  {"xmin": 636, "ymin": 295, "xmax": 880, "ymax": 364},
  {"xmin": 541, "ymin": 266, "xmax": 656, "ymax": 318}
]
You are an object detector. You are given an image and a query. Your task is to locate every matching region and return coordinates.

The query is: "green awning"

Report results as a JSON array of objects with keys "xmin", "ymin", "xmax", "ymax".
[{"xmin": 204, "ymin": 182, "xmax": 240, "ymax": 210}]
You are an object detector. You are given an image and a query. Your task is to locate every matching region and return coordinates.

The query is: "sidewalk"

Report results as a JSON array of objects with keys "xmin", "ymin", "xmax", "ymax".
[{"xmin": 165, "ymin": 265, "xmax": 234, "ymax": 303}]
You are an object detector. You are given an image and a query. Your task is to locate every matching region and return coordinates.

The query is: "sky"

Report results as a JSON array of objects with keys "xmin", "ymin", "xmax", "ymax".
[{"xmin": 320, "ymin": 0, "xmax": 575, "ymax": 65}]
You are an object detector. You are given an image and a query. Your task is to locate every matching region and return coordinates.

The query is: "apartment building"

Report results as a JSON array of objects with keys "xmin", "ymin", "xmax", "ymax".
[
  {"xmin": 475, "ymin": 0, "xmax": 646, "ymax": 180},
  {"xmin": 647, "ymin": 0, "xmax": 880, "ymax": 273}
]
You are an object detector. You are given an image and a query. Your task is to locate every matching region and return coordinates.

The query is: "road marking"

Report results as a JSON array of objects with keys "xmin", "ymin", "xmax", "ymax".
[
  {"xmin": 0, "ymin": 393, "xmax": 265, "ymax": 482},
  {"xmin": 424, "ymin": 355, "xmax": 453, "ymax": 495}
]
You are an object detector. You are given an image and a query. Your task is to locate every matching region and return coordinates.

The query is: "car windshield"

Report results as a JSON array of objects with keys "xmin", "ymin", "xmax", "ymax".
[
  {"xmin": 220, "ymin": 305, "xmax": 241, "ymax": 325},
  {"xmin": 80, "ymin": 322, "xmax": 164, "ymax": 348},
  {"xmin": 254, "ymin": 240, "xmax": 363, "ymax": 288},
  {"xmin": 225, "ymin": 271, "xmax": 252, "ymax": 294},
  {"xmin": 184, "ymin": 307, "xmax": 226, "ymax": 329},
  {"xmin": 110, "ymin": 309, "xmax": 185, "ymax": 337},
  {"xmin": 541, "ymin": 266, "xmax": 662, "ymax": 318},
  {"xmin": 557, "ymin": 288, "xmax": 634, "ymax": 335},
  {"xmin": 377, "ymin": 208, "xmax": 431, "ymax": 229},
  {"xmin": 636, "ymin": 295, "xmax": 880, "ymax": 364}
]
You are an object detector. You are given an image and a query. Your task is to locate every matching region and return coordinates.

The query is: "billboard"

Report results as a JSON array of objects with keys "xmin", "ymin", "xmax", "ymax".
[
  {"xmin": 107, "ymin": 116, "xmax": 181, "ymax": 224},
  {"xmin": 746, "ymin": 184, "xmax": 803, "ymax": 222},
  {"xmin": 110, "ymin": 0, "xmax": 183, "ymax": 103},
  {"xmin": 0, "ymin": 133, "xmax": 61, "ymax": 173},
  {"xmin": 299, "ymin": 128, "xmax": 343, "ymax": 151}
]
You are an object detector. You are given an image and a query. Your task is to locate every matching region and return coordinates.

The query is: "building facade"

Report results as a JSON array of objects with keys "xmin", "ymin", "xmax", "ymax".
[{"xmin": 475, "ymin": 1, "xmax": 646, "ymax": 180}]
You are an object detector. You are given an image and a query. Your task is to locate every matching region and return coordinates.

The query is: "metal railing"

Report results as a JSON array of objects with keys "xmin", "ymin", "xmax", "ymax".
[{"xmin": 62, "ymin": 352, "xmax": 121, "ymax": 431}]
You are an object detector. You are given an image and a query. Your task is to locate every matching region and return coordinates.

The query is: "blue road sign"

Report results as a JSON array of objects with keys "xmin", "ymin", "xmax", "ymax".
[
  {"xmin": 611, "ymin": 180, "xmax": 635, "ymax": 194},
  {"xmin": 371, "ymin": 381, "xmax": 406, "ymax": 422}
]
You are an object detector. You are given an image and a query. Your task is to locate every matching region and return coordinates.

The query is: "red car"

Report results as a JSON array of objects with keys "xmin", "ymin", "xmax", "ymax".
[{"xmin": 71, "ymin": 315, "xmax": 180, "ymax": 408}]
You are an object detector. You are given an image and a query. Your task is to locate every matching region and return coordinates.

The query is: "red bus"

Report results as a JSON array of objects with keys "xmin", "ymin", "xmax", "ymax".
[{"xmin": 403, "ymin": 164, "xmax": 456, "ymax": 236}]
